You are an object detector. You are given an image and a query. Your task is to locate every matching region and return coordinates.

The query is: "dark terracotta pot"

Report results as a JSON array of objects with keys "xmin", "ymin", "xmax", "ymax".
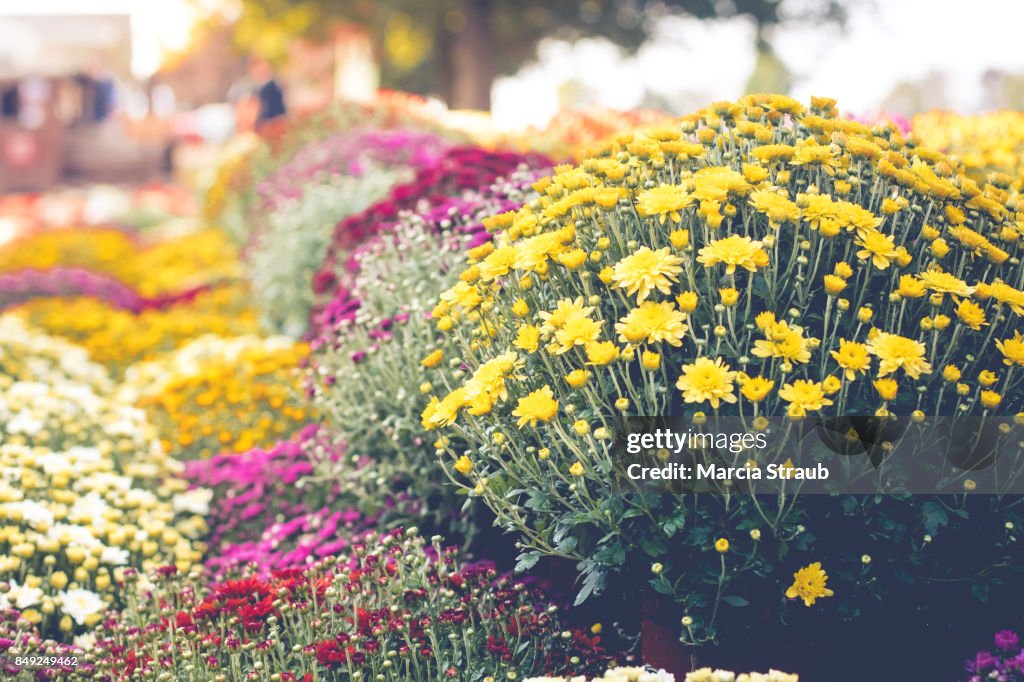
[{"xmin": 639, "ymin": 589, "xmax": 696, "ymax": 674}]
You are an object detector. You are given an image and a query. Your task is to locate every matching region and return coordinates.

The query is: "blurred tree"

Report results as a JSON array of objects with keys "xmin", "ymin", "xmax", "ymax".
[
  {"xmin": 225, "ymin": 0, "xmax": 852, "ymax": 109},
  {"xmin": 744, "ymin": 34, "xmax": 792, "ymax": 96}
]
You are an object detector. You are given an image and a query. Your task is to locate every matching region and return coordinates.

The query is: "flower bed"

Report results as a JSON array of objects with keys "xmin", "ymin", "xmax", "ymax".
[
  {"xmin": 87, "ymin": 529, "xmax": 614, "ymax": 681},
  {"xmin": 182, "ymin": 426, "xmax": 371, "ymax": 575},
  {"xmin": 126, "ymin": 334, "xmax": 311, "ymax": 459},
  {"xmin": 14, "ymin": 284, "xmax": 259, "ymax": 377},
  {"xmin": 0, "ymin": 321, "xmax": 205, "ymax": 638}
]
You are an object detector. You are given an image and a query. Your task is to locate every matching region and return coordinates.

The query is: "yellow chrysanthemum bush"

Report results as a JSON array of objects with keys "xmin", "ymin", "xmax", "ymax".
[
  {"xmin": 125, "ymin": 334, "xmax": 312, "ymax": 459},
  {"xmin": 0, "ymin": 227, "xmax": 242, "ymax": 298},
  {"xmin": 15, "ymin": 284, "xmax": 259, "ymax": 377},
  {"xmin": 421, "ymin": 95, "xmax": 1024, "ymax": 645},
  {"xmin": 912, "ymin": 110, "xmax": 1024, "ymax": 187},
  {"xmin": 0, "ymin": 317, "xmax": 206, "ymax": 638}
]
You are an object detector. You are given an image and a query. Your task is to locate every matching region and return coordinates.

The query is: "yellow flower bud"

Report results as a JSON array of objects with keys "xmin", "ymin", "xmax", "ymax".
[
  {"xmin": 49, "ymin": 571, "xmax": 68, "ymax": 590},
  {"xmin": 641, "ymin": 351, "xmax": 661, "ymax": 370}
]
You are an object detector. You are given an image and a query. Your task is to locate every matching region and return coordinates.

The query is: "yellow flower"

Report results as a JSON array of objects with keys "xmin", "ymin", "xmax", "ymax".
[
  {"xmin": 516, "ymin": 323, "xmax": 540, "ymax": 352},
  {"xmin": 552, "ymin": 312, "xmax": 602, "ymax": 355},
  {"xmin": 740, "ymin": 376, "xmax": 774, "ymax": 402},
  {"xmin": 636, "ymin": 185, "xmax": 694, "ymax": 223},
  {"xmin": 569, "ymin": 461, "xmax": 585, "ymax": 476},
  {"xmin": 421, "ymin": 349, "xmax": 445, "ymax": 368},
  {"xmin": 823, "ymin": 274, "xmax": 847, "ymax": 295},
  {"xmin": 611, "ymin": 246, "xmax": 684, "ymax": 303},
  {"xmin": 565, "ymin": 369, "xmax": 591, "ymax": 388},
  {"xmin": 754, "ymin": 311, "xmax": 776, "ymax": 330},
  {"xmin": 697, "ymin": 235, "xmax": 769, "ymax": 274},
  {"xmin": 786, "ymin": 562, "xmax": 835, "ymax": 607},
  {"xmin": 831, "ymin": 339, "xmax": 871, "ymax": 381},
  {"xmin": 752, "ymin": 321, "xmax": 813, "ymax": 365},
  {"xmin": 421, "ymin": 388, "xmax": 467, "ymax": 430},
  {"xmin": 585, "ymin": 341, "xmax": 620, "ymax": 365},
  {"xmin": 675, "ymin": 357, "xmax": 738, "ymax": 409},
  {"xmin": 986, "ymin": 281, "xmax": 1024, "ymax": 315},
  {"xmin": 512, "ymin": 386, "xmax": 559, "ymax": 428},
  {"xmin": 478, "ymin": 245, "xmax": 519, "ymax": 281},
  {"xmin": 981, "ymin": 390, "xmax": 1002, "ymax": 409},
  {"xmin": 918, "ymin": 269, "xmax": 974, "ymax": 298},
  {"xmin": 955, "ymin": 300, "xmax": 986, "ymax": 330},
  {"xmin": 669, "ymin": 229, "xmax": 691, "ymax": 249},
  {"xmin": 454, "ymin": 455, "xmax": 474, "ymax": 476},
  {"xmin": 833, "ymin": 261, "xmax": 853, "ymax": 279},
  {"xmin": 641, "ymin": 350, "xmax": 661, "ymax": 370},
  {"xmin": 557, "ymin": 248, "xmax": 588, "ymax": 270},
  {"xmin": 897, "ymin": 275, "xmax": 926, "ymax": 298},
  {"xmin": 511, "ymin": 299, "xmax": 530, "ymax": 317},
  {"xmin": 779, "ymin": 380, "xmax": 834, "ymax": 417},
  {"xmin": 539, "ymin": 297, "xmax": 592, "ymax": 336},
  {"xmin": 467, "ymin": 241, "xmax": 496, "ymax": 261},
  {"xmin": 719, "ymin": 287, "xmax": 741, "ymax": 307},
  {"xmin": 867, "ymin": 332, "xmax": 933, "ymax": 379},
  {"xmin": 822, "ymin": 375, "xmax": 842, "ymax": 394},
  {"xmin": 749, "ymin": 190, "xmax": 800, "ymax": 228},
  {"xmin": 855, "ymin": 230, "xmax": 898, "ymax": 269},
  {"xmin": 573, "ymin": 419, "xmax": 590, "ymax": 435},
  {"xmin": 715, "ymin": 538, "xmax": 730, "ymax": 553},
  {"xmin": 791, "ymin": 140, "xmax": 841, "ymax": 174},
  {"xmin": 442, "ymin": 281, "xmax": 484, "ymax": 311},
  {"xmin": 615, "ymin": 301, "xmax": 688, "ymax": 346},
  {"xmin": 463, "ymin": 352, "xmax": 519, "ymax": 409},
  {"xmin": 873, "ymin": 378, "xmax": 898, "ymax": 401},
  {"xmin": 996, "ymin": 332, "xmax": 1024, "ymax": 366},
  {"xmin": 676, "ymin": 291, "xmax": 699, "ymax": 313},
  {"xmin": 930, "ymin": 238, "xmax": 950, "ymax": 258},
  {"xmin": 979, "ymin": 370, "xmax": 998, "ymax": 387}
]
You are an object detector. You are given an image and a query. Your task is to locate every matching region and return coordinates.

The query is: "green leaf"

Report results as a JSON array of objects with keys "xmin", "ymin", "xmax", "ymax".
[
  {"xmin": 514, "ymin": 552, "xmax": 540, "ymax": 574},
  {"xmin": 922, "ymin": 500, "xmax": 949, "ymax": 536},
  {"xmin": 574, "ymin": 565, "xmax": 606, "ymax": 605},
  {"xmin": 721, "ymin": 595, "xmax": 750, "ymax": 607}
]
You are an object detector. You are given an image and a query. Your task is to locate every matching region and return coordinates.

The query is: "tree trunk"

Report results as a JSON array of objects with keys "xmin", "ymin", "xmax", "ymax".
[
  {"xmin": 434, "ymin": 9, "xmax": 455, "ymax": 106},
  {"xmin": 448, "ymin": 0, "xmax": 496, "ymax": 110}
]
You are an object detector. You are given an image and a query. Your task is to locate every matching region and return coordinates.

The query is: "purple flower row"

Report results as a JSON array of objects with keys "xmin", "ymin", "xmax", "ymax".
[
  {"xmin": 255, "ymin": 129, "xmax": 453, "ymax": 212},
  {"xmin": 0, "ymin": 267, "xmax": 211, "ymax": 313}
]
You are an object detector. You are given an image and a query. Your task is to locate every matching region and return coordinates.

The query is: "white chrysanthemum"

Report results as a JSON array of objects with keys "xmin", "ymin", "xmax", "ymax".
[
  {"xmin": 100, "ymin": 546, "xmax": 130, "ymax": 566},
  {"xmin": 48, "ymin": 523, "xmax": 103, "ymax": 549},
  {"xmin": 36, "ymin": 452, "xmax": 74, "ymax": 476},
  {"xmin": 6, "ymin": 580, "xmax": 44, "ymax": 610},
  {"xmin": 7, "ymin": 410, "xmax": 44, "ymax": 435},
  {"xmin": 60, "ymin": 588, "xmax": 105, "ymax": 625},
  {"xmin": 3, "ymin": 500, "xmax": 55, "ymax": 529},
  {"xmin": 73, "ymin": 632, "xmax": 97, "ymax": 651},
  {"xmin": 70, "ymin": 493, "xmax": 110, "ymax": 527},
  {"xmin": 172, "ymin": 488, "xmax": 213, "ymax": 516}
]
